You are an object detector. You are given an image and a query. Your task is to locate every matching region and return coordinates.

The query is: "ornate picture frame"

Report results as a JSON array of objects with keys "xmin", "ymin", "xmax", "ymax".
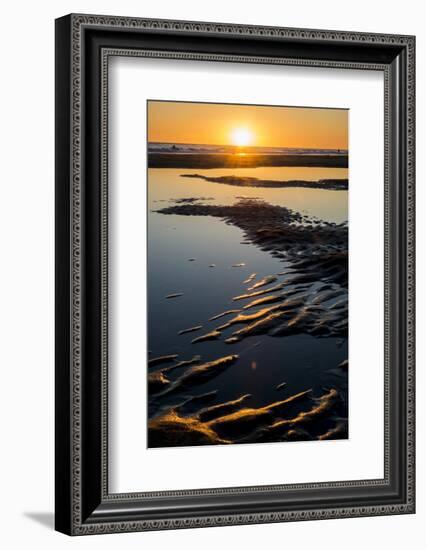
[{"xmin": 55, "ymin": 13, "xmax": 415, "ymax": 535}]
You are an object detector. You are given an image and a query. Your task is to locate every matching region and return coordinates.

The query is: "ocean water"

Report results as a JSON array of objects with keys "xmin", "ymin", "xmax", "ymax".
[
  {"xmin": 149, "ymin": 167, "xmax": 348, "ymax": 223},
  {"xmin": 148, "ymin": 142, "xmax": 348, "ymax": 156},
  {"xmin": 147, "ymin": 166, "xmax": 348, "ymax": 417}
]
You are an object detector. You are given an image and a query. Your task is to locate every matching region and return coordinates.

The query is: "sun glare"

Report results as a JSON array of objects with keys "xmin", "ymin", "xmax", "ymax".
[{"xmin": 231, "ymin": 127, "xmax": 253, "ymax": 147}]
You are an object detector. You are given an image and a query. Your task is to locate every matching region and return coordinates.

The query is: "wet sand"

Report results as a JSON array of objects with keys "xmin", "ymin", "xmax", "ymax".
[
  {"xmin": 148, "ymin": 153, "xmax": 348, "ymax": 169},
  {"xmin": 148, "ymin": 364, "xmax": 347, "ymax": 447},
  {"xmin": 148, "ymin": 197, "xmax": 348, "ymax": 447},
  {"xmin": 181, "ymin": 173, "xmax": 348, "ymax": 190},
  {"xmin": 155, "ymin": 198, "xmax": 348, "ymax": 272}
]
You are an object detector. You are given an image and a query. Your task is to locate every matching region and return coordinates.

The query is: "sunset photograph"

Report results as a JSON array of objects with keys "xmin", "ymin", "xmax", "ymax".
[{"xmin": 146, "ymin": 100, "xmax": 349, "ymax": 448}]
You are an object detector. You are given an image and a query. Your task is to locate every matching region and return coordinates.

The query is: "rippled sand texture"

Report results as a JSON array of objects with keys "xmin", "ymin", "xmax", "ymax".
[{"xmin": 147, "ymin": 197, "xmax": 348, "ymax": 447}]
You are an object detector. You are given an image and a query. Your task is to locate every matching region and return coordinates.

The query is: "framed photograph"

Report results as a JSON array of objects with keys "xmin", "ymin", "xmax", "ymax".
[{"xmin": 55, "ymin": 14, "xmax": 415, "ymax": 535}]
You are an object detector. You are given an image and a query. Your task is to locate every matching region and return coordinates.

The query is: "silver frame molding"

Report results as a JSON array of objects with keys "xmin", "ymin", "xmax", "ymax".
[{"xmin": 55, "ymin": 13, "xmax": 415, "ymax": 535}]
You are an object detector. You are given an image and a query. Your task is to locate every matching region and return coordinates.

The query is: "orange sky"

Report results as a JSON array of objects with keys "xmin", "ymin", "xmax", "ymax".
[{"xmin": 148, "ymin": 100, "xmax": 348, "ymax": 150}]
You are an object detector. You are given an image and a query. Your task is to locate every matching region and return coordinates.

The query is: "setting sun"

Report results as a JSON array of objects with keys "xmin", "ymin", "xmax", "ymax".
[
  {"xmin": 147, "ymin": 99, "xmax": 349, "ymax": 450},
  {"xmin": 148, "ymin": 101, "xmax": 348, "ymax": 149},
  {"xmin": 231, "ymin": 127, "xmax": 253, "ymax": 147}
]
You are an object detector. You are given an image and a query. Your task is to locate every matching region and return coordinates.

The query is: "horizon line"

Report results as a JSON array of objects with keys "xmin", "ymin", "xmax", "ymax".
[{"xmin": 148, "ymin": 140, "xmax": 349, "ymax": 151}]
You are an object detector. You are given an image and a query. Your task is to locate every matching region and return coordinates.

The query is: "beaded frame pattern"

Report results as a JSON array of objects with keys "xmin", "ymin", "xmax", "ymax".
[{"xmin": 68, "ymin": 14, "xmax": 415, "ymax": 535}]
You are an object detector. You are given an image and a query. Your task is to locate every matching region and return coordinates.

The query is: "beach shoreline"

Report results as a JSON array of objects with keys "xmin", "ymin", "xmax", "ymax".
[
  {"xmin": 180, "ymin": 173, "xmax": 348, "ymax": 190},
  {"xmin": 146, "ymin": 103, "xmax": 349, "ymax": 448},
  {"xmin": 148, "ymin": 152, "xmax": 348, "ymax": 169},
  {"xmin": 147, "ymin": 197, "xmax": 348, "ymax": 447}
]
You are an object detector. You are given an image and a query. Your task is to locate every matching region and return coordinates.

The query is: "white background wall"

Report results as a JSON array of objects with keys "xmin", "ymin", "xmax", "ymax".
[{"xmin": 0, "ymin": 0, "xmax": 422, "ymax": 547}]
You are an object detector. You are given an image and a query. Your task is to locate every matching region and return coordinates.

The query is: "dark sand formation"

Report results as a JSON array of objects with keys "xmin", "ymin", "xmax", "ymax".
[
  {"xmin": 149, "ymin": 197, "xmax": 348, "ymax": 447},
  {"xmin": 172, "ymin": 196, "xmax": 214, "ymax": 203},
  {"xmin": 191, "ymin": 329, "xmax": 222, "ymax": 344},
  {"xmin": 208, "ymin": 309, "xmax": 241, "ymax": 321},
  {"xmin": 248, "ymin": 275, "xmax": 277, "ymax": 290},
  {"xmin": 233, "ymin": 283, "xmax": 287, "ymax": 301},
  {"xmin": 156, "ymin": 199, "xmax": 348, "ymax": 286},
  {"xmin": 153, "ymin": 354, "xmax": 239, "ymax": 399},
  {"xmin": 165, "ymin": 292, "xmax": 183, "ymax": 299},
  {"xmin": 148, "ymin": 366, "xmax": 347, "ymax": 447},
  {"xmin": 178, "ymin": 325, "xmax": 203, "ymax": 336},
  {"xmin": 243, "ymin": 273, "xmax": 257, "ymax": 284},
  {"xmin": 163, "ymin": 355, "xmax": 201, "ymax": 373},
  {"xmin": 148, "ymin": 354, "xmax": 178, "ymax": 367},
  {"xmin": 181, "ymin": 173, "xmax": 348, "ymax": 190},
  {"xmin": 223, "ymin": 299, "xmax": 348, "ymax": 343},
  {"xmin": 148, "ymin": 152, "xmax": 348, "ymax": 169}
]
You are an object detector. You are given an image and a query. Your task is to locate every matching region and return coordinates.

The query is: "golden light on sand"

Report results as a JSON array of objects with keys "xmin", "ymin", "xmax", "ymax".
[{"xmin": 231, "ymin": 127, "xmax": 253, "ymax": 147}]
